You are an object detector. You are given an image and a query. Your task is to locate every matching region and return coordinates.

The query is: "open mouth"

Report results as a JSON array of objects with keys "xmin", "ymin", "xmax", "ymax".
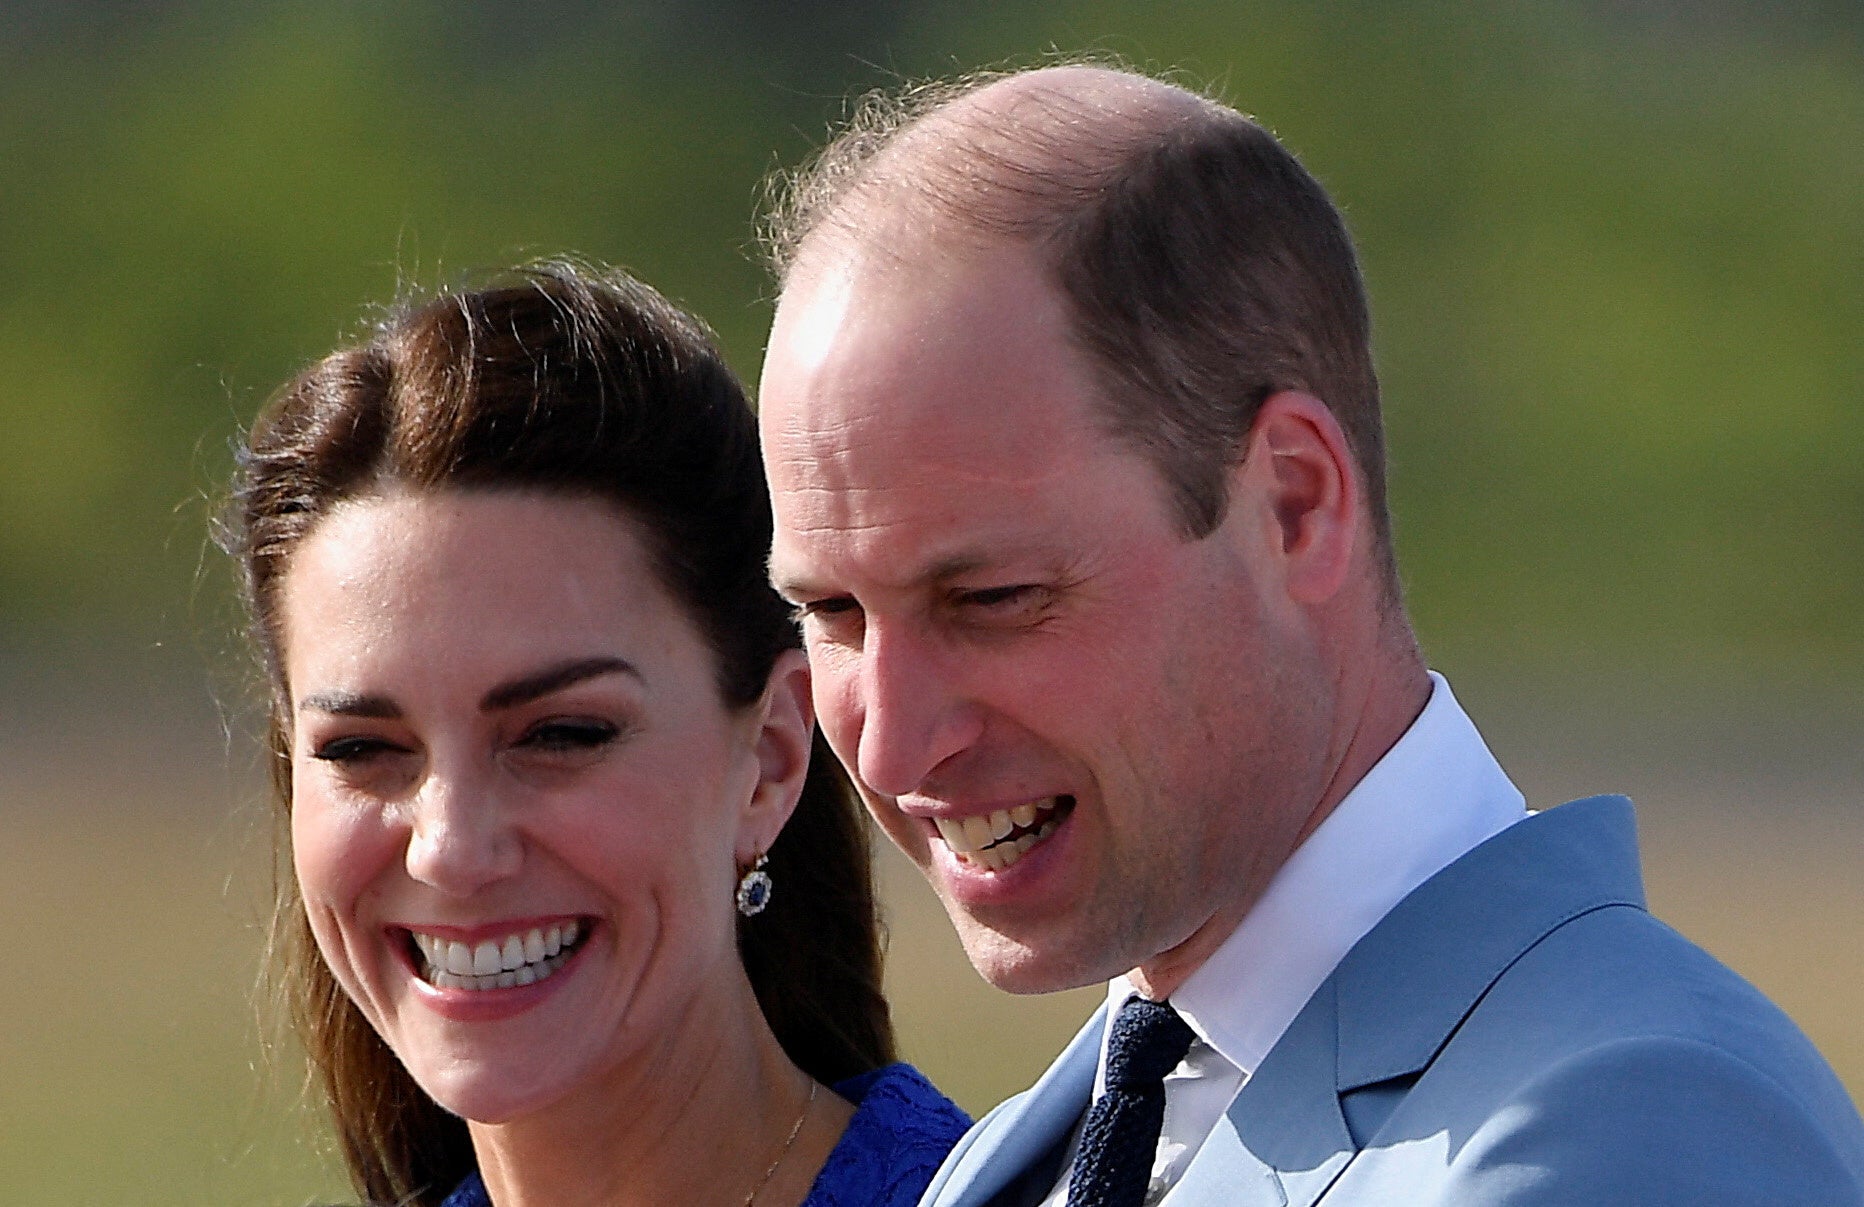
[
  {"xmin": 933, "ymin": 795, "xmax": 1073, "ymax": 871},
  {"xmin": 405, "ymin": 921, "xmax": 589, "ymax": 991}
]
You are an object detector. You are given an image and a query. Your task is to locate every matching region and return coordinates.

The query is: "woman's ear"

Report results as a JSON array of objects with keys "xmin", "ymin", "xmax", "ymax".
[{"xmin": 734, "ymin": 648, "xmax": 816, "ymax": 864}]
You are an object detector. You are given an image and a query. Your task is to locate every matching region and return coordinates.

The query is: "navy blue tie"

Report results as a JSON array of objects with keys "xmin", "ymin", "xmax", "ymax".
[{"xmin": 1067, "ymin": 997, "xmax": 1197, "ymax": 1207}]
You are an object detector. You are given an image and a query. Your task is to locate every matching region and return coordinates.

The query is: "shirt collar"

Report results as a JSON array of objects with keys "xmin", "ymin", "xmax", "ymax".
[{"xmin": 1106, "ymin": 671, "xmax": 1527, "ymax": 1078}]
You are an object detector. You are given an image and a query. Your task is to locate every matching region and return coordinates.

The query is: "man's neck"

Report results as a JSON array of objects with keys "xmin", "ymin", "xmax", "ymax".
[
  {"xmin": 1311, "ymin": 648, "xmax": 1433, "ymax": 837},
  {"xmin": 1130, "ymin": 638, "xmax": 1432, "ymax": 1002}
]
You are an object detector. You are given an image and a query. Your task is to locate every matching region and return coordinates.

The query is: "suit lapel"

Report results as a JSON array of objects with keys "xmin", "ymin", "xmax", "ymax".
[
  {"xmin": 1331, "ymin": 795, "xmax": 1644, "ymax": 1094},
  {"xmin": 1172, "ymin": 979, "xmax": 1353, "ymax": 1207},
  {"xmin": 1169, "ymin": 795, "xmax": 1646, "ymax": 1207}
]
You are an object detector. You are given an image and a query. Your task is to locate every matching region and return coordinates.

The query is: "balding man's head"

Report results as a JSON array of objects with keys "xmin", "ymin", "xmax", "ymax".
[
  {"xmin": 766, "ymin": 66, "xmax": 1213, "ymax": 271},
  {"xmin": 763, "ymin": 64, "xmax": 1392, "ymax": 570}
]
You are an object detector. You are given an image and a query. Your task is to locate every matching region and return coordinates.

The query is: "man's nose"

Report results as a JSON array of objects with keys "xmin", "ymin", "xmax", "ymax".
[
  {"xmin": 851, "ymin": 622, "xmax": 982, "ymax": 799},
  {"xmin": 401, "ymin": 758, "xmax": 522, "ymax": 895}
]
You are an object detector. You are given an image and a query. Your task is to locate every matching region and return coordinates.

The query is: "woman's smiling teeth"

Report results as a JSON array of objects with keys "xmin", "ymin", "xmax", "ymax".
[
  {"xmin": 410, "ymin": 921, "xmax": 584, "ymax": 991},
  {"xmin": 933, "ymin": 797, "xmax": 1070, "ymax": 871}
]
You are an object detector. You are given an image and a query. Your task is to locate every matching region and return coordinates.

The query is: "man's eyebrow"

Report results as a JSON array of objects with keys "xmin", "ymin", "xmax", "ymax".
[
  {"xmin": 923, "ymin": 553, "xmax": 990, "ymax": 583},
  {"xmin": 297, "ymin": 690, "xmax": 400, "ymax": 718},
  {"xmin": 767, "ymin": 571, "xmax": 818, "ymax": 602},
  {"xmin": 769, "ymin": 552, "xmax": 994, "ymax": 601},
  {"xmin": 480, "ymin": 656, "xmax": 640, "ymax": 712},
  {"xmin": 767, "ymin": 551, "xmax": 836, "ymax": 601}
]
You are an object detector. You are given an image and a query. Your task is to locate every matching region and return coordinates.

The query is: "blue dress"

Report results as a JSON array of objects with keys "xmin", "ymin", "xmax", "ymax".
[{"xmin": 438, "ymin": 1062, "xmax": 969, "ymax": 1206}]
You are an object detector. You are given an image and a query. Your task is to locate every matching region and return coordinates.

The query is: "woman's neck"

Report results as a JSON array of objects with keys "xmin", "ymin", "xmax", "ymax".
[{"xmin": 465, "ymin": 975, "xmax": 841, "ymax": 1207}]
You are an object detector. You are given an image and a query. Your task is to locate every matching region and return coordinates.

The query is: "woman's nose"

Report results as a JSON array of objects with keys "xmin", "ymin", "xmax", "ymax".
[{"xmin": 401, "ymin": 763, "xmax": 522, "ymax": 895}]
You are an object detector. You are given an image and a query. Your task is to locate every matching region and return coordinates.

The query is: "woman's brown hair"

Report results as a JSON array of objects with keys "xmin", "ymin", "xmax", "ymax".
[{"xmin": 223, "ymin": 262, "xmax": 895, "ymax": 1206}]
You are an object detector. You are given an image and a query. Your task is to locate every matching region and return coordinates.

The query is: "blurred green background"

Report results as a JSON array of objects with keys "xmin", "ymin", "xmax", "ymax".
[{"xmin": 1, "ymin": 2, "xmax": 1858, "ymax": 1203}]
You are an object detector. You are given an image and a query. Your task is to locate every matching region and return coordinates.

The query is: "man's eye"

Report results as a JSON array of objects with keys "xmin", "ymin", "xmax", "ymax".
[
  {"xmin": 794, "ymin": 596, "xmax": 861, "ymax": 621},
  {"xmin": 951, "ymin": 584, "xmax": 1058, "ymax": 628},
  {"xmin": 960, "ymin": 585, "xmax": 1036, "ymax": 608},
  {"xmin": 311, "ymin": 736, "xmax": 402, "ymax": 764},
  {"xmin": 520, "ymin": 719, "xmax": 620, "ymax": 752}
]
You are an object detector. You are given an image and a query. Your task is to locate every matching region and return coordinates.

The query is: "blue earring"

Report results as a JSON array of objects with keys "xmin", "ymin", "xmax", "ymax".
[{"xmin": 736, "ymin": 854, "xmax": 773, "ymax": 917}]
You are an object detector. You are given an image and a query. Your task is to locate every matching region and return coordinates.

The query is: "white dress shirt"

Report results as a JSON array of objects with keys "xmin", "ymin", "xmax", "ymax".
[{"xmin": 1039, "ymin": 672, "xmax": 1528, "ymax": 1206}]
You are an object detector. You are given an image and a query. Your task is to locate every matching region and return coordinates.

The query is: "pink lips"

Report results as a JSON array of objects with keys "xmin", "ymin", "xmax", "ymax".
[{"xmin": 398, "ymin": 916, "xmax": 592, "ymax": 1021}]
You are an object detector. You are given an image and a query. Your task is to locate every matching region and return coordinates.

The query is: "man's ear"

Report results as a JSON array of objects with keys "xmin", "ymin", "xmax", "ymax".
[
  {"xmin": 1234, "ymin": 390, "xmax": 1361, "ymax": 605},
  {"xmin": 735, "ymin": 648, "xmax": 816, "ymax": 864}
]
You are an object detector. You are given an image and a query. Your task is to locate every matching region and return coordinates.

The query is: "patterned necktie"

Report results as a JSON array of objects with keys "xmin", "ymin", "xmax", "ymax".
[{"xmin": 1067, "ymin": 996, "xmax": 1197, "ymax": 1207}]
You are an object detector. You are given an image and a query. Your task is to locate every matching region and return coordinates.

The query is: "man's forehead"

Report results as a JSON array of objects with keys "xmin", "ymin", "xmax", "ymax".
[
  {"xmin": 765, "ymin": 396, "xmax": 1079, "ymax": 493},
  {"xmin": 765, "ymin": 238, "xmax": 985, "ymax": 385},
  {"xmin": 761, "ymin": 242, "xmax": 1093, "ymax": 442},
  {"xmin": 758, "ymin": 231, "xmax": 1162, "ymax": 597},
  {"xmin": 761, "ymin": 252, "xmax": 866, "ymax": 389},
  {"xmin": 766, "ymin": 495, "xmax": 1061, "ymax": 598},
  {"xmin": 763, "ymin": 407, "xmax": 1147, "ymax": 603},
  {"xmin": 762, "ymin": 393, "xmax": 1100, "ymax": 600}
]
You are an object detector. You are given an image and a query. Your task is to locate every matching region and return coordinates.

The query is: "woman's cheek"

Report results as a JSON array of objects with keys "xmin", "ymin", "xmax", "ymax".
[{"xmin": 292, "ymin": 791, "xmax": 396, "ymax": 981}]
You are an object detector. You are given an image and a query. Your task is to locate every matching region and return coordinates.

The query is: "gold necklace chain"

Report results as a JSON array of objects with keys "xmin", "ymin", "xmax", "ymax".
[{"xmin": 743, "ymin": 1079, "xmax": 817, "ymax": 1207}]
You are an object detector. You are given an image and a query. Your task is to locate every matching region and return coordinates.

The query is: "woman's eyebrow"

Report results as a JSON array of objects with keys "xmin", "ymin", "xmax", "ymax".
[
  {"xmin": 480, "ymin": 656, "xmax": 640, "ymax": 712},
  {"xmin": 297, "ymin": 690, "xmax": 399, "ymax": 718}
]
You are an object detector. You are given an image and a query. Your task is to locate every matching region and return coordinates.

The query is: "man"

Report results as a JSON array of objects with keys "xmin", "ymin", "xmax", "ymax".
[{"xmin": 756, "ymin": 64, "xmax": 1864, "ymax": 1205}]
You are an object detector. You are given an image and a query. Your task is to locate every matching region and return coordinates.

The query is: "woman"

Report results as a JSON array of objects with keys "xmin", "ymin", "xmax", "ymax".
[{"xmin": 224, "ymin": 262, "xmax": 969, "ymax": 1206}]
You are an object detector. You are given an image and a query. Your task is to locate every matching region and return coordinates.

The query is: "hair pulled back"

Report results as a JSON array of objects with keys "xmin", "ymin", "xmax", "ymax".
[{"xmin": 225, "ymin": 261, "xmax": 894, "ymax": 1206}]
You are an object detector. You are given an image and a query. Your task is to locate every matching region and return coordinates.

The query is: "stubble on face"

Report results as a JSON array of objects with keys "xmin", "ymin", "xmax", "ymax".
[{"xmin": 761, "ymin": 239, "xmax": 1336, "ymax": 998}]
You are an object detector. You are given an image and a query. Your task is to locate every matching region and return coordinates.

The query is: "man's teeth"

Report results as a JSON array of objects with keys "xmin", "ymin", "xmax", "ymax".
[
  {"xmin": 934, "ymin": 798, "xmax": 1064, "ymax": 871},
  {"xmin": 411, "ymin": 921, "xmax": 583, "ymax": 991}
]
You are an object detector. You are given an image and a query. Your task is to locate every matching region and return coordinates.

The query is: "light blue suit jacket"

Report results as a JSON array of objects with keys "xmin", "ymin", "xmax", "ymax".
[{"xmin": 922, "ymin": 796, "xmax": 1864, "ymax": 1205}]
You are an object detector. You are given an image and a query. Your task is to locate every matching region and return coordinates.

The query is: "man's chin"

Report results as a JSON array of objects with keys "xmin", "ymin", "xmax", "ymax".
[{"xmin": 950, "ymin": 916, "xmax": 1118, "ymax": 996}]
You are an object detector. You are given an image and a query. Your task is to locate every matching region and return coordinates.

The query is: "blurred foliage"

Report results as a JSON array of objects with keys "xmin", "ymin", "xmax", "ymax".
[
  {"xmin": 0, "ymin": 0, "xmax": 1859, "ymax": 683},
  {"xmin": 0, "ymin": 7, "xmax": 1858, "ymax": 1202}
]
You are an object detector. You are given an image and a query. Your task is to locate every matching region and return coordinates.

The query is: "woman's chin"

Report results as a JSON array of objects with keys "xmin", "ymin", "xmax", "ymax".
[
  {"xmin": 382, "ymin": 1012, "xmax": 600, "ymax": 1125},
  {"xmin": 412, "ymin": 1060, "xmax": 569, "ymax": 1126}
]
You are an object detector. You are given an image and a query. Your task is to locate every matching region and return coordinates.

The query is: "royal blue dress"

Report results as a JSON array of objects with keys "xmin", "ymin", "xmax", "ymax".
[{"xmin": 437, "ymin": 1062, "xmax": 969, "ymax": 1207}]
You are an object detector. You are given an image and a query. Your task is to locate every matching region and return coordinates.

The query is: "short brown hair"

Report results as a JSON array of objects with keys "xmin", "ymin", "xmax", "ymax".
[
  {"xmin": 763, "ymin": 64, "xmax": 1393, "ymax": 578},
  {"xmin": 223, "ymin": 262, "xmax": 895, "ymax": 1206}
]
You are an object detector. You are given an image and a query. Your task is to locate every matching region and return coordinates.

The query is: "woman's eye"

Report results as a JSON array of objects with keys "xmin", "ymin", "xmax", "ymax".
[
  {"xmin": 311, "ymin": 736, "xmax": 402, "ymax": 764},
  {"xmin": 520, "ymin": 719, "xmax": 620, "ymax": 753}
]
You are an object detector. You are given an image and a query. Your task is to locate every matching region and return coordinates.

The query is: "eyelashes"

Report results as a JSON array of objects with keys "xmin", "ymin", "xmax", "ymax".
[
  {"xmin": 955, "ymin": 584, "xmax": 1043, "ymax": 610},
  {"xmin": 311, "ymin": 735, "xmax": 405, "ymax": 764},
  {"xmin": 518, "ymin": 718, "xmax": 622, "ymax": 753},
  {"xmin": 307, "ymin": 718, "xmax": 625, "ymax": 767},
  {"xmin": 792, "ymin": 596, "xmax": 860, "ymax": 621}
]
